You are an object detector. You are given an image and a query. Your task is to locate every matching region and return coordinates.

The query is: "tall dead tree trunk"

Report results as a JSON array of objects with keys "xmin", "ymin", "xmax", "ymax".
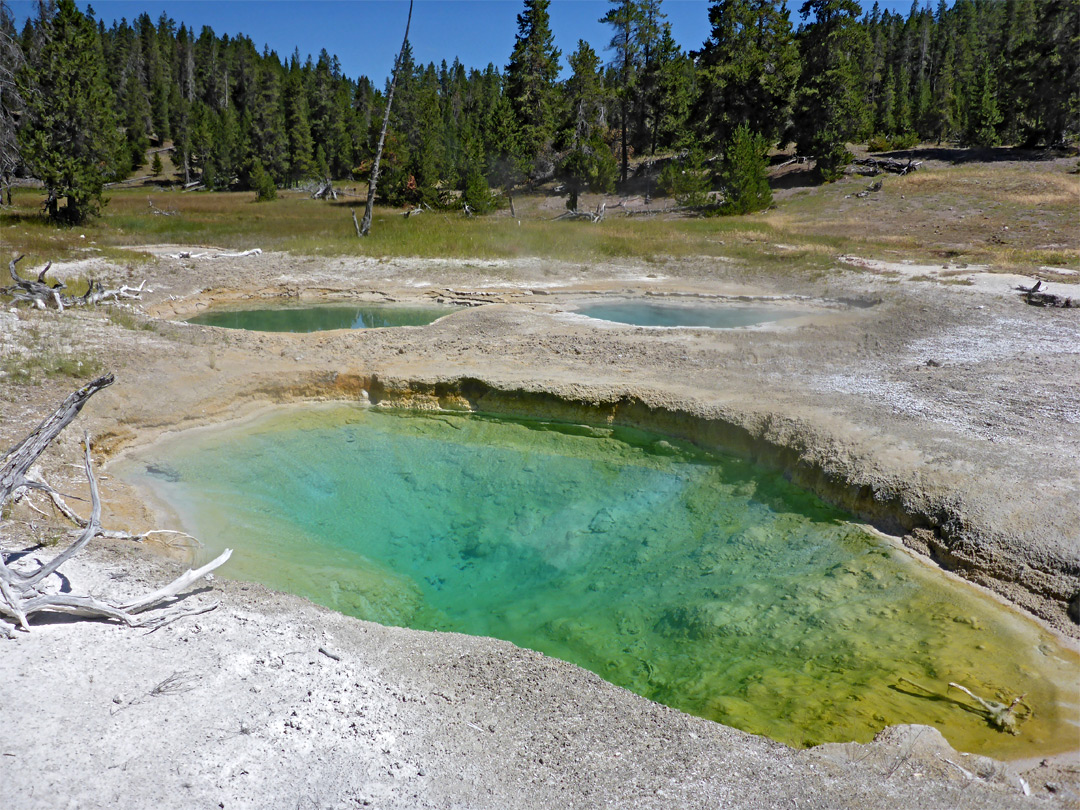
[{"xmin": 360, "ymin": 0, "xmax": 413, "ymax": 237}]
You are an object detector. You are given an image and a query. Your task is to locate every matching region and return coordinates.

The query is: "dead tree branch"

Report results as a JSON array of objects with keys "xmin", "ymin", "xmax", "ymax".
[
  {"xmin": 1, "ymin": 376, "xmax": 231, "ymax": 636},
  {"xmin": 4, "ymin": 256, "xmax": 150, "ymax": 309},
  {"xmin": 5, "ymin": 255, "xmax": 64, "ymax": 310}
]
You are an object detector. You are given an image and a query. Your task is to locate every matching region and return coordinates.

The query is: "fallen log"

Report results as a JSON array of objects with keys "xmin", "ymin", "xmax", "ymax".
[
  {"xmin": 852, "ymin": 157, "xmax": 921, "ymax": 175},
  {"xmin": 554, "ymin": 201, "xmax": 606, "ymax": 223},
  {"xmin": 0, "ymin": 375, "xmax": 231, "ymax": 637},
  {"xmin": 147, "ymin": 197, "xmax": 178, "ymax": 216},
  {"xmin": 1016, "ymin": 280, "xmax": 1075, "ymax": 308}
]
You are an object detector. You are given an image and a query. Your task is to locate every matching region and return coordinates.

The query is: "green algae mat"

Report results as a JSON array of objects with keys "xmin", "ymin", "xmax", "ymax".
[{"xmin": 119, "ymin": 405, "xmax": 1079, "ymax": 758}]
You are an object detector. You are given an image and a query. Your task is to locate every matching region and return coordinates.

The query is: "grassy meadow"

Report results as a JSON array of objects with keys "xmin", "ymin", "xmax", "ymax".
[{"xmin": 2, "ymin": 151, "xmax": 1077, "ymax": 278}]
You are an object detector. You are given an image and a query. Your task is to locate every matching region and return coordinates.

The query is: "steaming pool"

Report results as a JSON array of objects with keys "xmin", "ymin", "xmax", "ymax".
[
  {"xmin": 118, "ymin": 404, "xmax": 1079, "ymax": 758},
  {"xmin": 186, "ymin": 303, "xmax": 460, "ymax": 332}
]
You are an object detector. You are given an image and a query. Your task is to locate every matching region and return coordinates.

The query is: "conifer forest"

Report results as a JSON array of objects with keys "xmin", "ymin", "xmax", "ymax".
[{"xmin": 0, "ymin": 0, "xmax": 1077, "ymax": 223}]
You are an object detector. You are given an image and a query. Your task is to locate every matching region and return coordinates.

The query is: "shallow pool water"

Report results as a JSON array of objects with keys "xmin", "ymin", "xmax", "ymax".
[
  {"xmin": 576, "ymin": 302, "xmax": 810, "ymax": 329},
  {"xmin": 119, "ymin": 406, "xmax": 1079, "ymax": 758},
  {"xmin": 187, "ymin": 304, "xmax": 458, "ymax": 332}
]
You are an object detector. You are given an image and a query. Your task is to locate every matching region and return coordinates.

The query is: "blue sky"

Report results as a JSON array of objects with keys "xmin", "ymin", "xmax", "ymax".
[{"xmin": 8, "ymin": 1, "xmax": 928, "ymax": 82}]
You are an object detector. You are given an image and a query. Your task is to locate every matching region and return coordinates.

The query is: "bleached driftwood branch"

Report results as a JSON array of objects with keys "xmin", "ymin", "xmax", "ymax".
[
  {"xmin": 554, "ymin": 201, "xmax": 606, "ymax": 223},
  {"xmin": 4, "ymin": 256, "xmax": 150, "ymax": 309},
  {"xmin": 0, "ymin": 375, "xmax": 231, "ymax": 637},
  {"xmin": 147, "ymin": 197, "xmax": 178, "ymax": 216},
  {"xmin": 897, "ymin": 677, "xmax": 1030, "ymax": 735},
  {"xmin": 4, "ymin": 255, "xmax": 64, "ymax": 310},
  {"xmin": 166, "ymin": 249, "xmax": 262, "ymax": 260}
]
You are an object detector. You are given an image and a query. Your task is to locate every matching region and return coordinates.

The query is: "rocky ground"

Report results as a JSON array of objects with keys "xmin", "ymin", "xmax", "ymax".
[{"xmin": 1, "ymin": 246, "xmax": 1077, "ymax": 808}]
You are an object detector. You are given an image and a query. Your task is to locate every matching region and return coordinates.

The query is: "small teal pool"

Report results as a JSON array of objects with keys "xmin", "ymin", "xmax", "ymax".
[
  {"xmin": 187, "ymin": 304, "xmax": 459, "ymax": 332},
  {"xmin": 576, "ymin": 302, "xmax": 809, "ymax": 329}
]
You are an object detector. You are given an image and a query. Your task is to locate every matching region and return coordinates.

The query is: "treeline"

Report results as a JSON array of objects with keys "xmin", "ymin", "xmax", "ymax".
[{"xmin": 1, "ymin": 0, "xmax": 1077, "ymax": 222}]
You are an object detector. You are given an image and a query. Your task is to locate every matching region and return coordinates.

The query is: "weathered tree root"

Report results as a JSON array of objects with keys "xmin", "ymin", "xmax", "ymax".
[
  {"xmin": 4, "ymin": 255, "xmax": 150, "ymax": 309},
  {"xmin": 0, "ymin": 374, "xmax": 231, "ymax": 637}
]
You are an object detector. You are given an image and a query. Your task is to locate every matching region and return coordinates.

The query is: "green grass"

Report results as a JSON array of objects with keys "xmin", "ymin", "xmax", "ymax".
[
  {"xmin": 0, "ymin": 351, "xmax": 105, "ymax": 384},
  {"xmin": 2, "ymin": 158, "xmax": 1076, "ymax": 277},
  {"xmin": 0, "ymin": 187, "xmax": 849, "ymax": 272}
]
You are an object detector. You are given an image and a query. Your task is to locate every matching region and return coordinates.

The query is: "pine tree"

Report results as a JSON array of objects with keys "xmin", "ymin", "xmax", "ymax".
[
  {"xmin": 283, "ymin": 67, "xmax": 315, "ymax": 184},
  {"xmin": 505, "ymin": 0, "xmax": 561, "ymax": 178},
  {"xmin": 121, "ymin": 69, "xmax": 151, "ymax": 170},
  {"xmin": 792, "ymin": 0, "xmax": 869, "ymax": 180},
  {"xmin": 964, "ymin": 59, "xmax": 1002, "ymax": 147},
  {"xmin": 1, "ymin": 0, "xmax": 26, "ymax": 204},
  {"xmin": 562, "ymin": 39, "xmax": 605, "ymax": 151},
  {"xmin": 600, "ymin": 0, "xmax": 640, "ymax": 182},
  {"xmin": 633, "ymin": 0, "xmax": 666, "ymax": 155},
  {"xmin": 557, "ymin": 130, "xmax": 616, "ymax": 211},
  {"xmin": 246, "ymin": 58, "xmax": 288, "ymax": 185},
  {"xmin": 651, "ymin": 25, "xmax": 696, "ymax": 152},
  {"xmin": 720, "ymin": 123, "xmax": 771, "ymax": 214},
  {"xmin": 18, "ymin": 0, "xmax": 122, "ymax": 222},
  {"xmin": 409, "ymin": 63, "xmax": 447, "ymax": 206},
  {"xmin": 697, "ymin": 0, "xmax": 800, "ymax": 149},
  {"xmin": 1019, "ymin": 0, "xmax": 1079, "ymax": 145}
]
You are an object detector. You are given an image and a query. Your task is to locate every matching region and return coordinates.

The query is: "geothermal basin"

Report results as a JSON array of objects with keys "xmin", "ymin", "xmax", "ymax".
[
  {"xmin": 186, "ymin": 303, "xmax": 461, "ymax": 332},
  {"xmin": 118, "ymin": 402, "xmax": 1080, "ymax": 760}
]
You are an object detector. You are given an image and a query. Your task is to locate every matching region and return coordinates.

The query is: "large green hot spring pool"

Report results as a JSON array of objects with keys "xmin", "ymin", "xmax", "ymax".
[{"xmin": 117, "ymin": 405, "xmax": 1079, "ymax": 758}]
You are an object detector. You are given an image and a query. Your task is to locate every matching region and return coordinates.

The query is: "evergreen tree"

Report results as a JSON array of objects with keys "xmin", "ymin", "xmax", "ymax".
[
  {"xmin": 505, "ymin": 0, "xmax": 561, "ymax": 178},
  {"xmin": 720, "ymin": 123, "xmax": 771, "ymax": 214},
  {"xmin": 633, "ymin": 0, "xmax": 666, "ymax": 155},
  {"xmin": 697, "ymin": 0, "xmax": 800, "ymax": 149},
  {"xmin": 18, "ymin": 0, "xmax": 122, "ymax": 222},
  {"xmin": 600, "ymin": 0, "xmax": 640, "ymax": 182},
  {"xmin": 792, "ymin": 0, "xmax": 869, "ymax": 180},
  {"xmin": 651, "ymin": 25, "xmax": 697, "ymax": 152},
  {"xmin": 462, "ymin": 168, "xmax": 499, "ymax": 213},
  {"xmin": 657, "ymin": 148, "xmax": 710, "ymax": 206},
  {"xmin": 964, "ymin": 59, "xmax": 1002, "ymax": 146},
  {"xmin": 249, "ymin": 156, "xmax": 276, "ymax": 200},
  {"xmin": 246, "ymin": 58, "xmax": 288, "ymax": 185},
  {"xmin": 557, "ymin": 131, "xmax": 617, "ymax": 211},
  {"xmin": 562, "ymin": 39, "xmax": 606, "ymax": 151},
  {"xmin": 1019, "ymin": 0, "xmax": 1079, "ymax": 145},
  {"xmin": 1, "ymin": 0, "xmax": 26, "ymax": 204},
  {"xmin": 283, "ymin": 67, "xmax": 315, "ymax": 184},
  {"xmin": 120, "ymin": 69, "xmax": 151, "ymax": 170}
]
